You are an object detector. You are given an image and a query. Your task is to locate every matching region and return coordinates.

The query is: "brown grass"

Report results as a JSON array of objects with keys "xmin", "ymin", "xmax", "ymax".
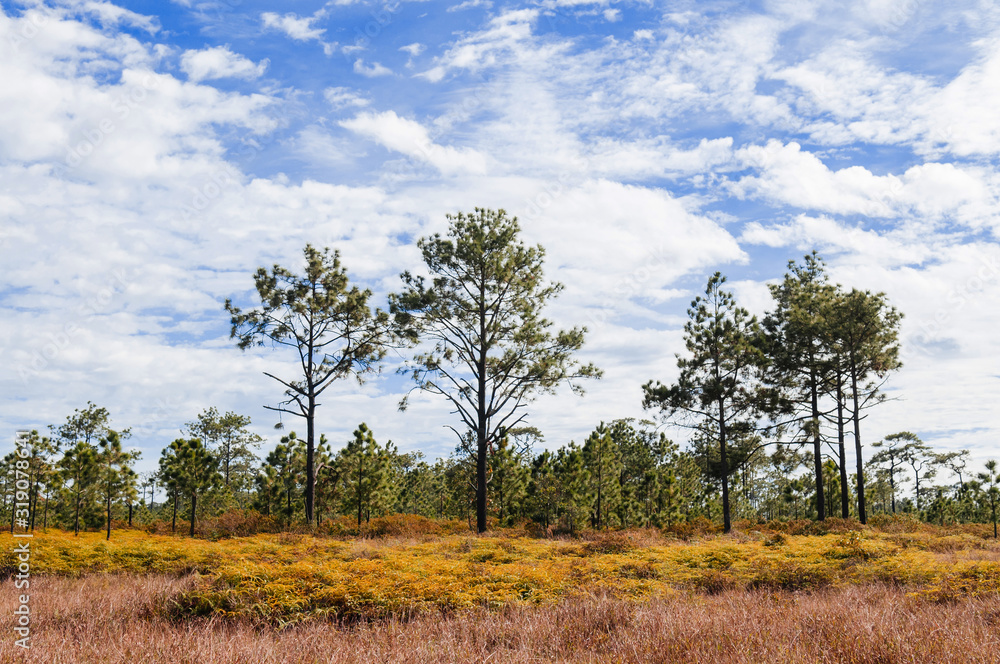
[{"xmin": 2, "ymin": 575, "xmax": 999, "ymax": 663}]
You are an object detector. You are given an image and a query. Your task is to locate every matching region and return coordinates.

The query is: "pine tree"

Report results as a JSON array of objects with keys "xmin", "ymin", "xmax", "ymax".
[
  {"xmin": 556, "ymin": 442, "xmax": 589, "ymax": 534},
  {"xmin": 582, "ymin": 423, "xmax": 622, "ymax": 530},
  {"xmin": 226, "ymin": 245, "xmax": 392, "ymax": 525},
  {"xmin": 978, "ymin": 461, "xmax": 999, "ymax": 538},
  {"xmin": 158, "ymin": 441, "xmax": 181, "ymax": 532},
  {"xmin": 763, "ymin": 253, "xmax": 837, "ymax": 521},
  {"xmin": 264, "ymin": 433, "xmax": 304, "ymax": 522},
  {"xmin": 644, "ymin": 273, "xmax": 775, "ymax": 533},
  {"xmin": 491, "ymin": 434, "xmax": 528, "ymax": 525},
  {"xmin": 184, "ymin": 408, "xmax": 262, "ymax": 504},
  {"xmin": 526, "ymin": 451, "xmax": 560, "ymax": 529},
  {"xmin": 896, "ymin": 433, "xmax": 937, "ymax": 512},
  {"xmin": 869, "ymin": 433, "xmax": 912, "ymax": 513},
  {"xmin": 339, "ymin": 423, "xmax": 390, "ymax": 526},
  {"xmin": 253, "ymin": 465, "xmax": 280, "ymax": 517},
  {"xmin": 97, "ymin": 430, "xmax": 140, "ymax": 540},
  {"xmin": 826, "ymin": 287, "xmax": 902, "ymax": 523},
  {"xmin": 58, "ymin": 442, "xmax": 99, "ymax": 535},
  {"xmin": 392, "ymin": 208, "xmax": 600, "ymax": 532},
  {"xmin": 164, "ymin": 438, "xmax": 222, "ymax": 537}
]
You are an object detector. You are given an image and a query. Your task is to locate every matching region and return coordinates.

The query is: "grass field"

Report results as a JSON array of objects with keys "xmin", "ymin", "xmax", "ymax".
[{"xmin": 2, "ymin": 518, "xmax": 999, "ymax": 662}]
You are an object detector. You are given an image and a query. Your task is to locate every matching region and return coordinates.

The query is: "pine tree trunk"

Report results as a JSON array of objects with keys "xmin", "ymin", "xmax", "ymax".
[
  {"xmin": 189, "ymin": 493, "xmax": 197, "ymax": 537},
  {"xmin": 890, "ymin": 469, "xmax": 896, "ymax": 513},
  {"xmin": 476, "ymin": 274, "xmax": 489, "ymax": 534},
  {"xmin": 719, "ymin": 402, "xmax": 731, "ymax": 534},
  {"xmin": 476, "ymin": 408, "xmax": 488, "ymax": 533},
  {"xmin": 851, "ymin": 365, "xmax": 867, "ymax": 524},
  {"xmin": 357, "ymin": 454, "xmax": 363, "ymax": 528},
  {"xmin": 28, "ymin": 472, "xmax": 38, "ymax": 531},
  {"xmin": 74, "ymin": 492, "xmax": 81, "ymax": 535},
  {"xmin": 836, "ymin": 375, "xmax": 850, "ymax": 518},
  {"xmin": 306, "ymin": 398, "xmax": 316, "ymax": 526},
  {"xmin": 811, "ymin": 369, "xmax": 825, "ymax": 521}
]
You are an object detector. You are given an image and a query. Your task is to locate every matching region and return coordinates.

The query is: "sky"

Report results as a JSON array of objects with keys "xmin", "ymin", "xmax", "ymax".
[{"xmin": 1, "ymin": 0, "xmax": 998, "ymax": 484}]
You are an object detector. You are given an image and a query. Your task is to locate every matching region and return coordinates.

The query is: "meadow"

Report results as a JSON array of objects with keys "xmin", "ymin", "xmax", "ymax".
[{"xmin": 2, "ymin": 517, "xmax": 999, "ymax": 662}]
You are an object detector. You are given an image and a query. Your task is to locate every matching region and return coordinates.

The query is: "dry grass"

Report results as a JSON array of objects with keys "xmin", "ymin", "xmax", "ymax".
[{"xmin": 2, "ymin": 577, "xmax": 999, "ymax": 663}]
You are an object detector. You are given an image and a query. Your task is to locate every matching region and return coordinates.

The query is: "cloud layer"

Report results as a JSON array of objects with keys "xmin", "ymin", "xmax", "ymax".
[{"xmin": 1, "ymin": 0, "xmax": 998, "ymax": 479}]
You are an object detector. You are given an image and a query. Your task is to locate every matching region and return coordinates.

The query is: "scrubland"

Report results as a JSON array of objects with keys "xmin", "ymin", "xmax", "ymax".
[{"xmin": 2, "ymin": 517, "xmax": 998, "ymax": 663}]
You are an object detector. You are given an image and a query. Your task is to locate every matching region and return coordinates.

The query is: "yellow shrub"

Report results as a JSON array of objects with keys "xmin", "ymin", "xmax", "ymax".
[{"xmin": 2, "ymin": 525, "xmax": 994, "ymax": 624}]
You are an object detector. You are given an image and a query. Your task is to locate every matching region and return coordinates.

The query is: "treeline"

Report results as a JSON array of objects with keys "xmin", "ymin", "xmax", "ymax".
[
  {"xmin": 4, "ymin": 209, "xmax": 997, "ymax": 538},
  {"xmin": 3, "ymin": 403, "xmax": 998, "ymax": 539}
]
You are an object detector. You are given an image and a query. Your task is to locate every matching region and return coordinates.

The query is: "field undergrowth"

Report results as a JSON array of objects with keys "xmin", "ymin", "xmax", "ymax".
[
  {"xmin": 3, "ymin": 518, "xmax": 999, "ymax": 625},
  {"xmin": 3, "ymin": 577, "xmax": 1000, "ymax": 663}
]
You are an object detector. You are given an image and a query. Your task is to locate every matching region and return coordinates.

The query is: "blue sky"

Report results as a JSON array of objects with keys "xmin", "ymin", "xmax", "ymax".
[{"xmin": 1, "ymin": 0, "xmax": 998, "ymax": 484}]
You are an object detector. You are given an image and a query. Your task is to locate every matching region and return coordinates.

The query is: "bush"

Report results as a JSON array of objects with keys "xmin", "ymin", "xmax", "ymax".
[
  {"xmin": 361, "ymin": 514, "xmax": 443, "ymax": 538},
  {"xmin": 194, "ymin": 509, "xmax": 280, "ymax": 540},
  {"xmin": 748, "ymin": 560, "xmax": 835, "ymax": 591},
  {"xmin": 760, "ymin": 518, "xmax": 865, "ymax": 536},
  {"xmin": 582, "ymin": 532, "xmax": 637, "ymax": 555},
  {"xmin": 661, "ymin": 517, "xmax": 721, "ymax": 539},
  {"xmin": 317, "ymin": 515, "xmax": 359, "ymax": 538},
  {"xmin": 868, "ymin": 513, "xmax": 923, "ymax": 533},
  {"xmin": 316, "ymin": 514, "xmax": 471, "ymax": 539},
  {"xmin": 143, "ymin": 520, "xmax": 175, "ymax": 536}
]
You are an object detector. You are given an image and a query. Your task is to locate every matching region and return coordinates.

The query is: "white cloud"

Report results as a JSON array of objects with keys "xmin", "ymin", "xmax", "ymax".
[
  {"xmin": 340, "ymin": 110, "xmax": 488, "ymax": 175},
  {"xmin": 740, "ymin": 215, "xmax": 933, "ymax": 267},
  {"xmin": 922, "ymin": 40, "xmax": 1000, "ymax": 157},
  {"xmin": 731, "ymin": 141, "xmax": 995, "ymax": 223},
  {"xmin": 0, "ymin": 9, "xmax": 275, "ymax": 179},
  {"xmin": 75, "ymin": 1, "xmax": 160, "ymax": 33},
  {"xmin": 516, "ymin": 179, "xmax": 746, "ymax": 313},
  {"xmin": 587, "ymin": 137, "xmax": 736, "ymax": 180},
  {"xmin": 353, "ymin": 59, "xmax": 392, "ymax": 77},
  {"xmin": 261, "ymin": 11, "xmax": 325, "ymax": 42},
  {"xmin": 772, "ymin": 37, "xmax": 1000, "ymax": 158},
  {"xmin": 420, "ymin": 8, "xmax": 540, "ymax": 82},
  {"xmin": 399, "ymin": 43, "xmax": 424, "ymax": 57},
  {"xmin": 180, "ymin": 46, "xmax": 267, "ymax": 82},
  {"xmin": 324, "ymin": 87, "xmax": 369, "ymax": 109},
  {"xmin": 447, "ymin": 0, "xmax": 493, "ymax": 11}
]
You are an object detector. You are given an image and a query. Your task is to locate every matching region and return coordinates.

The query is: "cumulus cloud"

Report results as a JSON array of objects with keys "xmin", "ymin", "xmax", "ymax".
[
  {"xmin": 419, "ymin": 9, "xmax": 540, "ymax": 82},
  {"xmin": 260, "ymin": 11, "xmax": 326, "ymax": 42},
  {"xmin": 340, "ymin": 110, "xmax": 488, "ymax": 175},
  {"xmin": 324, "ymin": 87, "xmax": 369, "ymax": 109},
  {"xmin": 447, "ymin": 0, "xmax": 492, "ymax": 11},
  {"xmin": 399, "ymin": 43, "xmax": 424, "ymax": 57},
  {"xmin": 180, "ymin": 46, "xmax": 267, "ymax": 82},
  {"xmin": 731, "ymin": 141, "xmax": 995, "ymax": 223},
  {"xmin": 353, "ymin": 59, "xmax": 392, "ymax": 77}
]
